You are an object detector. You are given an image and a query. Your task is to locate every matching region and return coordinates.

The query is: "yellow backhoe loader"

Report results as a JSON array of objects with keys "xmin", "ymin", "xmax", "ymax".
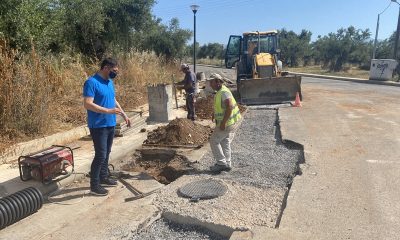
[{"xmin": 225, "ymin": 30, "xmax": 301, "ymax": 105}]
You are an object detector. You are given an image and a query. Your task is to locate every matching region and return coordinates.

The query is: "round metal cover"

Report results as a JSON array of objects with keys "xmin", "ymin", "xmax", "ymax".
[{"xmin": 178, "ymin": 179, "xmax": 227, "ymax": 199}]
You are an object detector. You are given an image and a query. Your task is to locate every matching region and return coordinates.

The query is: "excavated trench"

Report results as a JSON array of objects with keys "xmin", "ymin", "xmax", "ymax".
[
  {"xmin": 122, "ymin": 148, "xmax": 194, "ymax": 185},
  {"xmin": 123, "ymin": 108, "xmax": 305, "ymax": 239}
]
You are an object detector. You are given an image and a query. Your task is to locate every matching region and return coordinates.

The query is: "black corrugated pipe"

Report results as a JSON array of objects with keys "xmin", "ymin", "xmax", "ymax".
[{"xmin": 0, "ymin": 187, "xmax": 43, "ymax": 229}]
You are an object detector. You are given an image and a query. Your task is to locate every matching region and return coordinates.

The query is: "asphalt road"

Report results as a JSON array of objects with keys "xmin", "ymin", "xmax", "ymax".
[{"xmin": 278, "ymin": 76, "xmax": 400, "ymax": 239}]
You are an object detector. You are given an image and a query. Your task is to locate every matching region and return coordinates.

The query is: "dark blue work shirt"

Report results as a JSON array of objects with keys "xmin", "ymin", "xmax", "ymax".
[
  {"xmin": 83, "ymin": 74, "xmax": 116, "ymax": 128},
  {"xmin": 183, "ymin": 71, "xmax": 197, "ymax": 94}
]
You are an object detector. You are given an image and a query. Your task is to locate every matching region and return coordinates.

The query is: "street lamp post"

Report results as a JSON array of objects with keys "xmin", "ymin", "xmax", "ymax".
[
  {"xmin": 190, "ymin": 4, "xmax": 199, "ymax": 74},
  {"xmin": 373, "ymin": 1, "xmax": 392, "ymax": 59}
]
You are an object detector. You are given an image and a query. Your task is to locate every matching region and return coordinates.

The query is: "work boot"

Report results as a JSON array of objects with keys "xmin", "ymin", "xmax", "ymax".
[
  {"xmin": 100, "ymin": 178, "xmax": 118, "ymax": 187},
  {"xmin": 210, "ymin": 163, "xmax": 232, "ymax": 172},
  {"xmin": 226, "ymin": 160, "xmax": 232, "ymax": 168},
  {"xmin": 90, "ymin": 185, "xmax": 109, "ymax": 196}
]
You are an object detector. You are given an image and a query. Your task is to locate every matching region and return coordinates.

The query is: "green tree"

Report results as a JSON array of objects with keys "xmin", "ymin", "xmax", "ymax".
[
  {"xmin": 0, "ymin": 0, "xmax": 55, "ymax": 51},
  {"xmin": 144, "ymin": 18, "xmax": 191, "ymax": 61},
  {"xmin": 197, "ymin": 43, "xmax": 224, "ymax": 59},
  {"xmin": 279, "ymin": 29, "xmax": 312, "ymax": 67},
  {"xmin": 312, "ymin": 26, "xmax": 371, "ymax": 71},
  {"xmin": 59, "ymin": 0, "xmax": 156, "ymax": 58}
]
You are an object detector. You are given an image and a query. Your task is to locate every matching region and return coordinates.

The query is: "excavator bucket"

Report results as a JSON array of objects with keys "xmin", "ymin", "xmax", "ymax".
[{"xmin": 238, "ymin": 75, "xmax": 302, "ymax": 105}]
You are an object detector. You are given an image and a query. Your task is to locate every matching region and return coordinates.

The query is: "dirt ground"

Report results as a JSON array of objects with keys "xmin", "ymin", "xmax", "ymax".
[
  {"xmin": 144, "ymin": 118, "xmax": 212, "ymax": 146},
  {"xmin": 129, "ymin": 118, "xmax": 212, "ymax": 184},
  {"xmin": 122, "ymin": 149, "xmax": 194, "ymax": 185}
]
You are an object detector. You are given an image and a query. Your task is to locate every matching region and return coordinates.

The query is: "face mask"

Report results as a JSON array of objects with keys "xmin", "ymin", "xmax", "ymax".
[{"xmin": 109, "ymin": 71, "xmax": 117, "ymax": 79}]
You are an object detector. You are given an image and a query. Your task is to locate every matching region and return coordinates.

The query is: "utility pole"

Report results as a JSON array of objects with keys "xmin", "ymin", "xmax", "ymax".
[
  {"xmin": 373, "ymin": 1, "xmax": 393, "ymax": 59},
  {"xmin": 373, "ymin": 14, "xmax": 380, "ymax": 59},
  {"xmin": 393, "ymin": 0, "xmax": 400, "ymax": 59}
]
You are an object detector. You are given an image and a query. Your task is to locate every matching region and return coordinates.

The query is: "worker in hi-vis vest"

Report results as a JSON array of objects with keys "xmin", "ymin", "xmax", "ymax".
[{"xmin": 209, "ymin": 73, "xmax": 241, "ymax": 172}]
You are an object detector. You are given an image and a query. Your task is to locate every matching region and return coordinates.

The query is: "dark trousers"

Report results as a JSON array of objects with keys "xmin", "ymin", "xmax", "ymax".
[
  {"xmin": 89, "ymin": 127, "xmax": 115, "ymax": 188},
  {"xmin": 186, "ymin": 93, "xmax": 195, "ymax": 120}
]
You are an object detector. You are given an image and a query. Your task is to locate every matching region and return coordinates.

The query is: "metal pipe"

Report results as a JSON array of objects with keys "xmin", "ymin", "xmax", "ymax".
[
  {"xmin": 194, "ymin": 12, "xmax": 197, "ymax": 73},
  {"xmin": 191, "ymin": 5, "xmax": 199, "ymax": 74}
]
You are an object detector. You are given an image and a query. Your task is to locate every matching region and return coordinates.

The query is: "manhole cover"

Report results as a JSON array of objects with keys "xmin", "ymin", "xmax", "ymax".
[{"xmin": 178, "ymin": 179, "xmax": 227, "ymax": 200}]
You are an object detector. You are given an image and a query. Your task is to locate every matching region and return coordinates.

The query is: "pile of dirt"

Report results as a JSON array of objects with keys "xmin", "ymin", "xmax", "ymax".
[
  {"xmin": 194, "ymin": 95, "xmax": 247, "ymax": 120},
  {"xmin": 144, "ymin": 118, "xmax": 211, "ymax": 146},
  {"xmin": 195, "ymin": 95, "xmax": 215, "ymax": 119}
]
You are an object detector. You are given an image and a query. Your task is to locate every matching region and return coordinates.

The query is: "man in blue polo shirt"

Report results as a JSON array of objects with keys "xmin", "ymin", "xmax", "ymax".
[{"xmin": 83, "ymin": 58, "xmax": 131, "ymax": 196}]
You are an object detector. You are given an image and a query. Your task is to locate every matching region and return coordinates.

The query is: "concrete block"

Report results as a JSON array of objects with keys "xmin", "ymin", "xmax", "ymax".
[
  {"xmin": 369, "ymin": 59, "xmax": 398, "ymax": 81},
  {"xmin": 147, "ymin": 84, "xmax": 173, "ymax": 122}
]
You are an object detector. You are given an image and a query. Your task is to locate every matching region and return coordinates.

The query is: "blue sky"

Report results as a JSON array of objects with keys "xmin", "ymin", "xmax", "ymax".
[{"xmin": 152, "ymin": 0, "xmax": 400, "ymax": 45}]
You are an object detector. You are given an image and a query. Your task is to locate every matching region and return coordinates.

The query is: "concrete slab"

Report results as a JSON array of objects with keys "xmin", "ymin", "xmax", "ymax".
[
  {"xmin": 0, "ymin": 176, "xmax": 162, "ymax": 240},
  {"xmin": 154, "ymin": 175, "xmax": 286, "ymax": 236}
]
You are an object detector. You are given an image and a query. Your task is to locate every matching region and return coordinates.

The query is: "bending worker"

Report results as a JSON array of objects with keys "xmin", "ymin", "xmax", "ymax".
[
  {"xmin": 177, "ymin": 63, "xmax": 197, "ymax": 121},
  {"xmin": 209, "ymin": 73, "xmax": 241, "ymax": 172}
]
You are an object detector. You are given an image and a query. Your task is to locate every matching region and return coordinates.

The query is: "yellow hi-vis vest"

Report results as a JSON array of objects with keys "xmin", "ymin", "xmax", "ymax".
[{"xmin": 214, "ymin": 85, "xmax": 241, "ymax": 127}]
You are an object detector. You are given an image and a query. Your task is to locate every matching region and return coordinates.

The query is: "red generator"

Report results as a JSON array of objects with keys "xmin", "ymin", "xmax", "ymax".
[{"xmin": 18, "ymin": 145, "xmax": 74, "ymax": 184}]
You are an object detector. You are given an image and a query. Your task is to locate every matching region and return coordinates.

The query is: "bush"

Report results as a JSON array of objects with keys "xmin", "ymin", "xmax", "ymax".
[{"xmin": 0, "ymin": 41, "xmax": 179, "ymax": 147}]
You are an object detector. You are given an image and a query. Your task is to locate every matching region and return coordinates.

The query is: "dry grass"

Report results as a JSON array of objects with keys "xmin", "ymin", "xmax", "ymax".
[
  {"xmin": 0, "ymin": 42, "xmax": 180, "ymax": 154},
  {"xmin": 287, "ymin": 65, "xmax": 370, "ymax": 79}
]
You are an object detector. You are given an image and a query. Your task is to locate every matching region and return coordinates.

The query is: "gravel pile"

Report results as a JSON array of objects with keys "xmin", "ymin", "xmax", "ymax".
[{"xmin": 129, "ymin": 218, "xmax": 227, "ymax": 240}]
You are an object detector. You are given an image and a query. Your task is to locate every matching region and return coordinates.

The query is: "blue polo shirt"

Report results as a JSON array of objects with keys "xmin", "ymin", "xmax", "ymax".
[{"xmin": 83, "ymin": 73, "xmax": 116, "ymax": 128}]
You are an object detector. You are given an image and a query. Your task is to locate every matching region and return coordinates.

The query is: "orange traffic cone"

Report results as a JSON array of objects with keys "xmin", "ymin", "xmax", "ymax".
[{"xmin": 293, "ymin": 92, "xmax": 301, "ymax": 107}]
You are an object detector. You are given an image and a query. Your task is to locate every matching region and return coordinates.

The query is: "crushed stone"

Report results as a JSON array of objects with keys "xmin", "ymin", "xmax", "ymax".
[{"xmin": 130, "ymin": 217, "xmax": 228, "ymax": 240}]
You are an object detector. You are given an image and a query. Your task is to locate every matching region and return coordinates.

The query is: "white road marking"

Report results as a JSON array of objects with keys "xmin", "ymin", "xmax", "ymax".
[
  {"xmin": 366, "ymin": 159, "xmax": 400, "ymax": 164},
  {"xmin": 347, "ymin": 112, "xmax": 362, "ymax": 119}
]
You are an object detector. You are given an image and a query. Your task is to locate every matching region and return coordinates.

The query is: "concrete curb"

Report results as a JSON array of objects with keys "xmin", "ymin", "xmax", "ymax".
[
  {"xmin": 1, "ymin": 125, "xmax": 90, "ymax": 164},
  {"xmin": 289, "ymin": 71, "xmax": 400, "ymax": 87}
]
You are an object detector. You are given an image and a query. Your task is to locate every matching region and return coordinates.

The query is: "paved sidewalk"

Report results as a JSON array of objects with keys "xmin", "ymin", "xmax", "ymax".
[
  {"xmin": 0, "ymin": 106, "xmax": 187, "ymax": 198},
  {"xmin": 290, "ymin": 71, "xmax": 400, "ymax": 87}
]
